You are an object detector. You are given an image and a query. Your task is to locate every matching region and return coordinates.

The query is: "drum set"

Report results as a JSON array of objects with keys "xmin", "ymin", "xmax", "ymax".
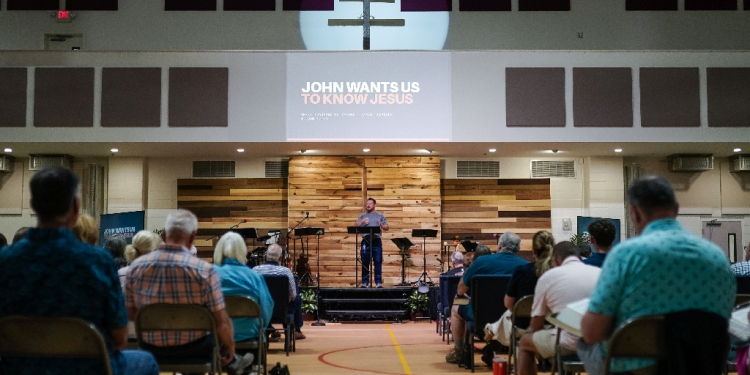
[{"xmin": 245, "ymin": 230, "xmax": 281, "ymax": 267}]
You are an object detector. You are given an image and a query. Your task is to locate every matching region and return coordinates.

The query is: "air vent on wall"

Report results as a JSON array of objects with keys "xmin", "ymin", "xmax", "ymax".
[
  {"xmin": 531, "ymin": 160, "xmax": 576, "ymax": 178},
  {"xmin": 667, "ymin": 154, "xmax": 713, "ymax": 172},
  {"xmin": 457, "ymin": 161, "xmax": 500, "ymax": 178},
  {"xmin": 192, "ymin": 161, "xmax": 235, "ymax": 178},
  {"xmin": 265, "ymin": 159, "xmax": 289, "ymax": 178},
  {"xmin": 29, "ymin": 154, "xmax": 73, "ymax": 171},
  {"xmin": 0, "ymin": 155, "xmax": 15, "ymax": 173},
  {"xmin": 730, "ymin": 155, "xmax": 750, "ymax": 173}
]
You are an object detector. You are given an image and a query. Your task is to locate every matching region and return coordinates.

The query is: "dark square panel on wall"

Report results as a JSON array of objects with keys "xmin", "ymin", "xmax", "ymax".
[
  {"xmin": 459, "ymin": 0, "xmax": 510, "ymax": 11},
  {"xmin": 283, "ymin": 0, "xmax": 334, "ymax": 10},
  {"xmin": 685, "ymin": 0, "xmax": 736, "ymax": 10},
  {"xmin": 34, "ymin": 68, "xmax": 94, "ymax": 128},
  {"xmin": 0, "ymin": 68, "xmax": 28, "ymax": 128},
  {"xmin": 640, "ymin": 68, "xmax": 700, "ymax": 127},
  {"xmin": 165, "ymin": 0, "xmax": 216, "ymax": 10},
  {"xmin": 169, "ymin": 68, "xmax": 228, "ymax": 127},
  {"xmin": 402, "ymin": 0, "xmax": 451, "ymax": 11},
  {"xmin": 626, "ymin": 0, "xmax": 677, "ymax": 10},
  {"xmin": 573, "ymin": 68, "xmax": 633, "ymax": 127},
  {"xmin": 519, "ymin": 0, "xmax": 570, "ymax": 11},
  {"xmin": 506, "ymin": 68, "xmax": 566, "ymax": 127},
  {"xmin": 67, "ymin": 0, "xmax": 118, "ymax": 10},
  {"xmin": 707, "ymin": 68, "xmax": 750, "ymax": 127},
  {"xmin": 101, "ymin": 68, "xmax": 161, "ymax": 128},
  {"xmin": 7, "ymin": 0, "xmax": 59, "ymax": 10},
  {"xmin": 225, "ymin": 0, "xmax": 275, "ymax": 10}
]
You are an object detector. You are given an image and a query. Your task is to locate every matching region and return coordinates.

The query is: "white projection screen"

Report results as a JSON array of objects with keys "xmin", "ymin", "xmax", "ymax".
[{"xmin": 286, "ymin": 52, "xmax": 452, "ymax": 141}]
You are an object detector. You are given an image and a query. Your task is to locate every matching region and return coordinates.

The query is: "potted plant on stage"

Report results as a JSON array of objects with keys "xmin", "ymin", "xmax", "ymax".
[
  {"xmin": 405, "ymin": 290, "xmax": 429, "ymax": 322},
  {"xmin": 300, "ymin": 289, "xmax": 318, "ymax": 321}
]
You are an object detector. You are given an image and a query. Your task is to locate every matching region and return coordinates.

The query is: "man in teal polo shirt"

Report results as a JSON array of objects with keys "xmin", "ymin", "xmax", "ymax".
[
  {"xmin": 580, "ymin": 175, "xmax": 735, "ymax": 375},
  {"xmin": 445, "ymin": 232, "xmax": 527, "ymax": 363}
]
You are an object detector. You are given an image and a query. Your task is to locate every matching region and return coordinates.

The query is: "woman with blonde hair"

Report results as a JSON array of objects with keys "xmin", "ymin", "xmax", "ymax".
[
  {"xmin": 118, "ymin": 230, "xmax": 161, "ymax": 290},
  {"xmin": 73, "ymin": 213, "xmax": 99, "ymax": 245},
  {"xmin": 213, "ymin": 231, "xmax": 274, "ymax": 343}
]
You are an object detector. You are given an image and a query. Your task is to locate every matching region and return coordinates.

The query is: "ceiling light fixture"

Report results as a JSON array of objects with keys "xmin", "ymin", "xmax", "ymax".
[
  {"xmin": 300, "ymin": 149, "xmax": 307, "ymax": 154},
  {"xmin": 110, "ymin": 148, "xmax": 119, "ymax": 153},
  {"xmin": 237, "ymin": 148, "xmax": 245, "ymax": 153},
  {"xmin": 489, "ymin": 148, "xmax": 496, "ymax": 153},
  {"xmin": 421, "ymin": 149, "xmax": 433, "ymax": 154},
  {"xmin": 734, "ymin": 148, "xmax": 742, "ymax": 153},
  {"xmin": 363, "ymin": 148, "xmax": 370, "ymax": 152},
  {"xmin": 614, "ymin": 148, "xmax": 623, "ymax": 153},
  {"xmin": 3, "ymin": 148, "xmax": 11, "ymax": 153}
]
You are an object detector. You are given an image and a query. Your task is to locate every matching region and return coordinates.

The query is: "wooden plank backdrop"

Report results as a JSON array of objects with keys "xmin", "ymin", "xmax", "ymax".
[
  {"xmin": 441, "ymin": 178, "xmax": 552, "ymax": 259},
  {"xmin": 177, "ymin": 178, "xmax": 288, "ymax": 260},
  {"xmin": 289, "ymin": 156, "xmax": 441, "ymax": 287}
]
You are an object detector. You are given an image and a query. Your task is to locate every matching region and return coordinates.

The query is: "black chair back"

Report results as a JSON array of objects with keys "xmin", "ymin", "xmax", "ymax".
[
  {"xmin": 470, "ymin": 275, "xmax": 512, "ymax": 337},
  {"xmin": 262, "ymin": 275, "xmax": 291, "ymax": 325},
  {"xmin": 439, "ymin": 275, "xmax": 462, "ymax": 314},
  {"xmin": 736, "ymin": 276, "xmax": 750, "ymax": 295}
]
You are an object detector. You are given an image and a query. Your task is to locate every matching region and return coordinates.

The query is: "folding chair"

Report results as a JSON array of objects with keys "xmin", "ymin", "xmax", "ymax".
[
  {"xmin": 262, "ymin": 274, "xmax": 296, "ymax": 356},
  {"xmin": 225, "ymin": 295, "xmax": 267, "ymax": 375},
  {"xmin": 464, "ymin": 275, "xmax": 512, "ymax": 372},
  {"xmin": 0, "ymin": 315, "xmax": 113, "ymax": 375},
  {"xmin": 551, "ymin": 326, "xmax": 585, "ymax": 375},
  {"xmin": 603, "ymin": 315, "xmax": 666, "ymax": 375},
  {"xmin": 135, "ymin": 303, "xmax": 222, "ymax": 375},
  {"xmin": 439, "ymin": 275, "xmax": 462, "ymax": 344},
  {"xmin": 508, "ymin": 294, "xmax": 534, "ymax": 375}
]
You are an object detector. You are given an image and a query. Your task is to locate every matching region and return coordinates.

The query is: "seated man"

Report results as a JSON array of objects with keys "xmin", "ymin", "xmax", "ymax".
[
  {"xmin": 253, "ymin": 243, "xmax": 305, "ymax": 340},
  {"xmin": 445, "ymin": 232, "xmax": 528, "ymax": 363},
  {"xmin": 443, "ymin": 251, "xmax": 465, "ymax": 276},
  {"xmin": 732, "ymin": 243, "xmax": 750, "ymax": 276},
  {"xmin": 582, "ymin": 218, "xmax": 616, "ymax": 268},
  {"xmin": 580, "ymin": 176, "xmax": 735, "ymax": 375},
  {"xmin": 517, "ymin": 241, "xmax": 601, "ymax": 375},
  {"xmin": 126, "ymin": 209, "xmax": 253, "ymax": 375},
  {"xmin": 0, "ymin": 166, "xmax": 158, "ymax": 375}
]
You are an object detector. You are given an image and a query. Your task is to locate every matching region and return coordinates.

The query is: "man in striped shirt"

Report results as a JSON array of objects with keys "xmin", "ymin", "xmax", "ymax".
[
  {"xmin": 254, "ymin": 244, "xmax": 306, "ymax": 340},
  {"xmin": 126, "ymin": 209, "xmax": 252, "ymax": 374}
]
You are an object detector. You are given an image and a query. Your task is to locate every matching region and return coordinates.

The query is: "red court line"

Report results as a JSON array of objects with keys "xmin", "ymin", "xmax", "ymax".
[{"xmin": 317, "ymin": 343, "xmax": 425, "ymax": 375}]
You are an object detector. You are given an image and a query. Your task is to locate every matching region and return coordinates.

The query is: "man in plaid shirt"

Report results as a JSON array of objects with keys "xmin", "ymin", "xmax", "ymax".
[
  {"xmin": 732, "ymin": 243, "xmax": 750, "ymax": 276},
  {"xmin": 126, "ymin": 209, "xmax": 252, "ymax": 374}
]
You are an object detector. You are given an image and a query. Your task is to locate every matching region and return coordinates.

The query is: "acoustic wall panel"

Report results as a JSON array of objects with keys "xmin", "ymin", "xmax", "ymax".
[
  {"xmin": 626, "ymin": 0, "xmax": 677, "ymax": 10},
  {"xmin": 283, "ymin": 0, "xmax": 334, "ymax": 10},
  {"xmin": 685, "ymin": 0, "xmax": 736, "ymax": 10},
  {"xmin": 165, "ymin": 0, "xmax": 216, "ymax": 10},
  {"xmin": 101, "ymin": 68, "xmax": 161, "ymax": 128},
  {"xmin": 519, "ymin": 0, "xmax": 570, "ymax": 11},
  {"xmin": 573, "ymin": 68, "xmax": 633, "ymax": 127},
  {"xmin": 34, "ymin": 68, "xmax": 94, "ymax": 128},
  {"xmin": 639, "ymin": 68, "xmax": 700, "ymax": 127},
  {"xmin": 401, "ymin": 0, "xmax": 452, "ymax": 11},
  {"xmin": 7, "ymin": 0, "xmax": 58, "ymax": 10},
  {"xmin": 168, "ymin": 68, "xmax": 228, "ymax": 127},
  {"xmin": 459, "ymin": 0, "xmax": 510, "ymax": 11},
  {"xmin": 0, "ymin": 68, "xmax": 27, "ymax": 128},
  {"xmin": 707, "ymin": 68, "xmax": 750, "ymax": 127},
  {"xmin": 506, "ymin": 68, "xmax": 565, "ymax": 127},
  {"xmin": 66, "ymin": 0, "xmax": 118, "ymax": 10},
  {"xmin": 224, "ymin": 0, "xmax": 275, "ymax": 10}
]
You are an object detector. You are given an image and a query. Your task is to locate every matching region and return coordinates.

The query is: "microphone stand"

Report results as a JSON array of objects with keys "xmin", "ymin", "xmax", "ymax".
[
  {"xmin": 286, "ymin": 213, "xmax": 309, "ymax": 269},
  {"xmin": 207, "ymin": 219, "xmax": 247, "ymax": 241}
]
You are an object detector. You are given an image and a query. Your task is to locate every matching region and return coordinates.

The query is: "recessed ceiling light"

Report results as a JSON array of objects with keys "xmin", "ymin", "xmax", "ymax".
[
  {"xmin": 363, "ymin": 148, "xmax": 370, "ymax": 152},
  {"xmin": 489, "ymin": 148, "xmax": 496, "ymax": 153},
  {"xmin": 734, "ymin": 148, "xmax": 742, "ymax": 153},
  {"xmin": 300, "ymin": 149, "xmax": 307, "ymax": 154},
  {"xmin": 237, "ymin": 148, "xmax": 245, "ymax": 153},
  {"xmin": 614, "ymin": 148, "xmax": 623, "ymax": 153},
  {"xmin": 420, "ymin": 149, "xmax": 433, "ymax": 154},
  {"xmin": 110, "ymin": 148, "xmax": 119, "ymax": 153},
  {"xmin": 3, "ymin": 148, "xmax": 11, "ymax": 153}
]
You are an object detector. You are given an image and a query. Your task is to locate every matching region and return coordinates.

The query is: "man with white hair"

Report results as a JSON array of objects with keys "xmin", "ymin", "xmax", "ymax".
[
  {"xmin": 443, "ymin": 251, "xmax": 465, "ymax": 276},
  {"xmin": 253, "ymin": 243, "xmax": 305, "ymax": 340},
  {"xmin": 126, "ymin": 209, "xmax": 253, "ymax": 375}
]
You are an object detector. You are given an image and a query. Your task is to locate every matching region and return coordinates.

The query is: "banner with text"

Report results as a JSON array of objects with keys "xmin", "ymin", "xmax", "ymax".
[
  {"xmin": 100, "ymin": 210, "xmax": 145, "ymax": 245},
  {"xmin": 286, "ymin": 53, "xmax": 452, "ymax": 141}
]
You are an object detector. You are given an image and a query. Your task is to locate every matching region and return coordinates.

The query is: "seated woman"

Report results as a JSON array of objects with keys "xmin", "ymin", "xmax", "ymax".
[
  {"xmin": 119, "ymin": 230, "xmax": 162, "ymax": 291},
  {"xmin": 213, "ymin": 232, "xmax": 274, "ymax": 343}
]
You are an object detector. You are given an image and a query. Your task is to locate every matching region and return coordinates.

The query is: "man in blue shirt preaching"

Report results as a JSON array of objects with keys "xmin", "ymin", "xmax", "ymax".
[{"xmin": 354, "ymin": 197, "xmax": 389, "ymax": 288}]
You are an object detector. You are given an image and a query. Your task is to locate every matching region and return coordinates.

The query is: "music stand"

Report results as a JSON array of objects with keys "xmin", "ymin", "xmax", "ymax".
[
  {"xmin": 295, "ymin": 227, "xmax": 326, "ymax": 327},
  {"xmin": 411, "ymin": 229, "xmax": 438, "ymax": 286},
  {"xmin": 461, "ymin": 240, "xmax": 478, "ymax": 252},
  {"xmin": 391, "ymin": 238, "xmax": 413, "ymax": 286},
  {"xmin": 347, "ymin": 226, "xmax": 381, "ymax": 288},
  {"xmin": 232, "ymin": 228, "xmax": 258, "ymax": 240}
]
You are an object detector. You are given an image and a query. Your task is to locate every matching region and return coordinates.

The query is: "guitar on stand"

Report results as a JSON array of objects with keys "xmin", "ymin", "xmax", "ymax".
[{"xmin": 294, "ymin": 227, "xmax": 324, "ymax": 287}]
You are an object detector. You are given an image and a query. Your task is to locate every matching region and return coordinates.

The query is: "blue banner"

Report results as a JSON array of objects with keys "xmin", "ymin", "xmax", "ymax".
[{"xmin": 99, "ymin": 211, "xmax": 145, "ymax": 244}]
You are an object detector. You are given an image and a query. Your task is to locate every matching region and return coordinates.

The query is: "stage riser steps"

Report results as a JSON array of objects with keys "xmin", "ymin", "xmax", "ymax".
[{"xmin": 317, "ymin": 287, "xmax": 417, "ymax": 322}]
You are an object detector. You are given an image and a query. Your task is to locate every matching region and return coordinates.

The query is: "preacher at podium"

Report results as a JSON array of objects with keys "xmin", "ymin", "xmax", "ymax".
[{"xmin": 354, "ymin": 198, "xmax": 389, "ymax": 288}]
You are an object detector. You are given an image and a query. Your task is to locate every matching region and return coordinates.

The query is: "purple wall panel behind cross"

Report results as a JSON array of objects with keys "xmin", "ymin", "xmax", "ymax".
[
  {"xmin": 401, "ymin": 0, "xmax": 451, "ymax": 12},
  {"xmin": 283, "ymin": 0, "xmax": 334, "ymax": 11}
]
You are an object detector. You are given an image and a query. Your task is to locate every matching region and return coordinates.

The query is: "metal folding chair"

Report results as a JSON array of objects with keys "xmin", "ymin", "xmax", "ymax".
[
  {"xmin": 225, "ymin": 295, "xmax": 267, "ymax": 375},
  {"xmin": 508, "ymin": 294, "xmax": 534, "ymax": 375}
]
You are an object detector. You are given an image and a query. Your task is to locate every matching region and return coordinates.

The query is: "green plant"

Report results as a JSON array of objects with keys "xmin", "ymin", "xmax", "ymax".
[
  {"xmin": 404, "ymin": 290, "xmax": 429, "ymax": 313},
  {"xmin": 300, "ymin": 289, "xmax": 318, "ymax": 314},
  {"xmin": 570, "ymin": 233, "xmax": 590, "ymax": 246}
]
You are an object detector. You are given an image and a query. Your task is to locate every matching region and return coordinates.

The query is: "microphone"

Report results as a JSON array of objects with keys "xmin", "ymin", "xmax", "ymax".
[{"xmin": 244, "ymin": 219, "xmax": 248, "ymax": 223}]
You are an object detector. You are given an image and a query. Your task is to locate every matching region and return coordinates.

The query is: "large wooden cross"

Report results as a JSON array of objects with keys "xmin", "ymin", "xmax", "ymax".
[{"xmin": 328, "ymin": 0, "xmax": 405, "ymax": 50}]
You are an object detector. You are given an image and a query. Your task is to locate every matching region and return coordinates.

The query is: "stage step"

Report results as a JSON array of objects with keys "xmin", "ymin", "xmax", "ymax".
[
  {"xmin": 326, "ymin": 309, "xmax": 407, "ymax": 323},
  {"xmin": 321, "ymin": 298, "xmax": 407, "ymax": 304},
  {"xmin": 317, "ymin": 287, "xmax": 416, "ymax": 322}
]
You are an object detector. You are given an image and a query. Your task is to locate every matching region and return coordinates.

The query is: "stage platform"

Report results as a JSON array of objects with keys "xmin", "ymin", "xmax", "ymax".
[{"xmin": 309, "ymin": 286, "xmax": 436, "ymax": 323}]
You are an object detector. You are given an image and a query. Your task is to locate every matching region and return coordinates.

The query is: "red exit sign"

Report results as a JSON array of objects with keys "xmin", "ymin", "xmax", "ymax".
[{"xmin": 58, "ymin": 10, "xmax": 70, "ymax": 19}]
